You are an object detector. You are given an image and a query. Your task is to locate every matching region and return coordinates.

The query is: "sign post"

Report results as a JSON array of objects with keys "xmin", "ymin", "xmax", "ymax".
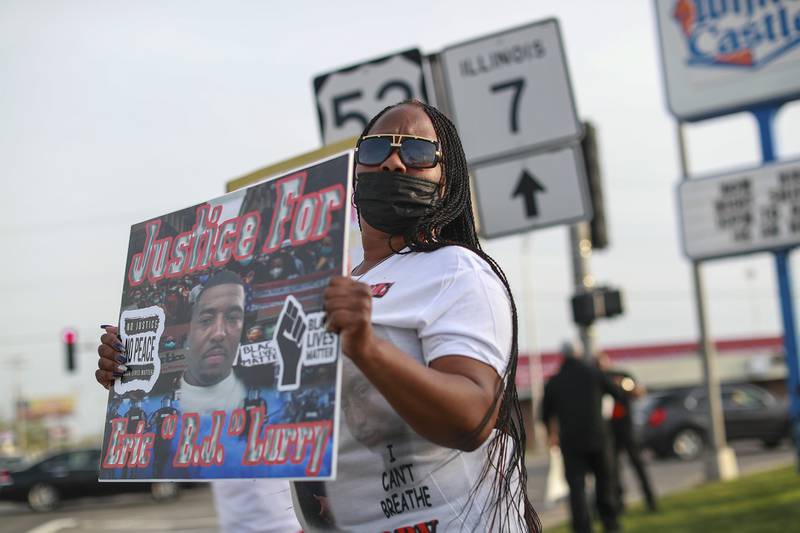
[
  {"xmin": 752, "ymin": 104, "xmax": 800, "ymax": 470},
  {"xmin": 439, "ymin": 18, "xmax": 582, "ymax": 165},
  {"xmin": 438, "ymin": 18, "xmax": 607, "ymax": 387},
  {"xmin": 677, "ymin": 123, "xmax": 739, "ymax": 482},
  {"xmin": 656, "ymin": 0, "xmax": 800, "ymax": 474},
  {"xmin": 471, "ymin": 145, "xmax": 591, "ymax": 238},
  {"xmin": 438, "ymin": 19, "xmax": 591, "ymax": 238}
]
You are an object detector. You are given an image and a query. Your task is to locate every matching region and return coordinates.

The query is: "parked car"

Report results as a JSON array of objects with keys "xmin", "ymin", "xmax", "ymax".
[
  {"xmin": 0, "ymin": 448, "xmax": 179, "ymax": 511},
  {"xmin": 633, "ymin": 383, "xmax": 790, "ymax": 461}
]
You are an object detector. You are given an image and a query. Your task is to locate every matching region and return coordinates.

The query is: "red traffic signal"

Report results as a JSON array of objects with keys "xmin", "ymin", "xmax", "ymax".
[
  {"xmin": 62, "ymin": 329, "xmax": 76, "ymax": 345},
  {"xmin": 62, "ymin": 328, "xmax": 77, "ymax": 372}
]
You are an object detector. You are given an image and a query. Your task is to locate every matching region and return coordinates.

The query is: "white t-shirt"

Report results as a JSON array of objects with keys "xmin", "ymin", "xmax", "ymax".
[
  {"xmin": 212, "ymin": 479, "xmax": 302, "ymax": 533},
  {"xmin": 292, "ymin": 246, "xmax": 517, "ymax": 532},
  {"xmin": 179, "ymin": 372, "xmax": 246, "ymax": 414}
]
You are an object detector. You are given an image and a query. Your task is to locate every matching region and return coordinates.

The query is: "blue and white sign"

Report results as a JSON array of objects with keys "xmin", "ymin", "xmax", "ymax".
[{"xmin": 655, "ymin": 0, "xmax": 800, "ymax": 120}]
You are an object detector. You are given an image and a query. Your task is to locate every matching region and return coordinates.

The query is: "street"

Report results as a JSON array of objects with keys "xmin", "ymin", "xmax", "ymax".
[
  {"xmin": 0, "ymin": 486, "xmax": 217, "ymax": 533},
  {"xmin": 0, "ymin": 439, "xmax": 794, "ymax": 533}
]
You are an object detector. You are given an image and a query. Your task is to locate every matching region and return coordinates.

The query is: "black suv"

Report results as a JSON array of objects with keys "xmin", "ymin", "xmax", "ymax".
[{"xmin": 634, "ymin": 383, "xmax": 790, "ymax": 460}]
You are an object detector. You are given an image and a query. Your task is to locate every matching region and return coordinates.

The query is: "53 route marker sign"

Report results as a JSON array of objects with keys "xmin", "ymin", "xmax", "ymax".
[
  {"xmin": 439, "ymin": 19, "xmax": 581, "ymax": 165},
  {"xmin": 314, "ymin": 49, "xmax": 429, "ymax": 145}
]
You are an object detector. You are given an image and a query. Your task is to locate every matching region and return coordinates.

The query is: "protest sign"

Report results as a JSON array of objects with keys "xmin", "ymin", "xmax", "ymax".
[{"xmin": 100, "ymin": 151, "xmax": 353, "ymax": 481}]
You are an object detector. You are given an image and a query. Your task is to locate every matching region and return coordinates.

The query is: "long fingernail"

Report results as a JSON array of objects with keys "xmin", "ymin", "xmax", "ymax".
[
  {"xmin": 114, "ymin": 343, "xmax": 126, "ymax": 353},
  {"xmin": 116, "ymin": 365, "xmax": 128, "ymax": 373},
  {"xmin": 116, "ymin": 354, "xmax": 127, "ymax": 364},
  {"xmin": 100, "ymin": 324, "xmax": 114, "ymax": 329}
]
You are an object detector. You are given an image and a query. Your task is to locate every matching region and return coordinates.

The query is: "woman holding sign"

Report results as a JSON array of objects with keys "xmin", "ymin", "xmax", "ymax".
[
  {"xmin": 96, "ymin": 100, "xmax": 539, "ymax": 532},
  {"xmin": 295, "ymin": 100, "xmax": 539, "ymax": 532}
]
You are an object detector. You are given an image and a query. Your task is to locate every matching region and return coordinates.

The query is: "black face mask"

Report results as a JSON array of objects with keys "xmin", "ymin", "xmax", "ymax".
[{"xmin": 354, "ymin": 171, "xmax": 440, "ymax": 236}]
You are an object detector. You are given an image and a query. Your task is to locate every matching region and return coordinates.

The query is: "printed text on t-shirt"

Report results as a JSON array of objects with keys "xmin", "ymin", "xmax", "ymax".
[{"xmin": 380, "ymin": 461, "xmax": 434, "ymax": 518}]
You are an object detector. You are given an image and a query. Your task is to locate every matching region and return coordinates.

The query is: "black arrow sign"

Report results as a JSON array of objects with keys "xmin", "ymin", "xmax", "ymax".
[{"xmin": 512, "ymin": 170, "xmax": 546, "ymax": 218}]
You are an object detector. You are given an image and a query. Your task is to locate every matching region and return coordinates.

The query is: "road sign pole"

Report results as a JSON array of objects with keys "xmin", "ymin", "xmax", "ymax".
[
  {"xmin": 521, "ymin": 234, "xmax": 547, "ymax": 452},
  {"xmin": 775, "ymin": 248, "xmax": 800, "ymax": 470},
  {"xmin": 752, "ymin": 104, "xmax": 800, "ymax": 470},
  {"xmin": 676, "ymin": 122, "xmax": 739, "ymax": 481},
  {"xmin": 425, "ymin": 53, "xmax": 453, "ymax": 118},
  {"xmin": 568, "ymin": 222, "xmax": 597, "ymax": 362}
]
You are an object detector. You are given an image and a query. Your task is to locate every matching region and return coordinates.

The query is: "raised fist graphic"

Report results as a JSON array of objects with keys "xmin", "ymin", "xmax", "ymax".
[{"xmin": 275, "ymin": 295, "xmax": 307, "ymax": 390}]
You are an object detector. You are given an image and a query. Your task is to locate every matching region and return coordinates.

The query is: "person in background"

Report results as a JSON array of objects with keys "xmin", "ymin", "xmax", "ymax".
[
  {"xmin": 243, "ymin": 270, "xmax": 256, "ymax": 313},
  {"xmin": 314, "ymin": 235, "xmax": 336, "ymax": 272},
  {"xmin": 246, "ymin": 325, "xmax": 265, "ymax": 344},
  {"xmin": 278, "ymin": 239, "xmax": 305, "ymax": 278},
  {"xmin": 541, "ymin": 342, "xmax": 622, "ymax": 533},
  {"xmin": 597, "ymin": 352, "xmax": 657, "ymax": 513},
  {"xmin": 148, "ymin": 394, "xmax": 178, "ymax": 478},
  {"xmin": 266, "ymin": 256, "xmax": 288, "ymax": 282}
]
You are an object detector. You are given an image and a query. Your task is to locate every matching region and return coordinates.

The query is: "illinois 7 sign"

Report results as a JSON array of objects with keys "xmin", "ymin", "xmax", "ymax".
[{"xmin": 440, "ymin": 19, "xmax": 581, "ymax": 165}]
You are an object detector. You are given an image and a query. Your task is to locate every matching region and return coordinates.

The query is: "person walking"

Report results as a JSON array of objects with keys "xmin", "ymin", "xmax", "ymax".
[
  {"xmin": 597, "ymin": 353, "xmax": 657, "ymax": 513},
  {"xmin": 541, "ymin": 343, "xmax": 622, "ymax": 533}
]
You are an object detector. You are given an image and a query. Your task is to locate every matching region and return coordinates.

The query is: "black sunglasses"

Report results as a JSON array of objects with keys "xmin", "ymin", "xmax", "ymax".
[{"xmin": 356, "ymin": 134, "xmax": 442, "ymax": 169}]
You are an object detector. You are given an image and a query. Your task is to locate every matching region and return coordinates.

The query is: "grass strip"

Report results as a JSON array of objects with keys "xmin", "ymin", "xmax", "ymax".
[{"xmin": 547, "ymin": 464, "xmax": 800, "ymax": 533}]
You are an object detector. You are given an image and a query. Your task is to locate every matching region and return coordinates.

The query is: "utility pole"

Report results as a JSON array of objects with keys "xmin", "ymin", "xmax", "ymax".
[
  {"xmin": 6, "ymin": 356, "xmax": 27, "ymax": 452},
  {"xmin": 521, "ymin": 234, "xmax": 547, "ymax": 451},
  {"xmin": 569, "ymin": 221, "xmax": 597, "ymax": 361},
  {"xmin": 676, "ymin": 122, "xmax": 738, "ymax": 481}
]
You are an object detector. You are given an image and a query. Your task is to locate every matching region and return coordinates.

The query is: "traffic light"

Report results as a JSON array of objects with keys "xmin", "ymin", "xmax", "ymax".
[
  {"xmin": 570, "ymin": 286, "xmax": 624, "ymax": 326},
  {"xmin": 63, "ymin": 328, "xmax": 77, "ymax": 372},
  {"xmin": 571, "ymin": 292, "xmax": 597, "ymax": 326},
  {"xmin": 602, "ymin": 286, "xmax": 624, "ymax": 318},
  {"xmin": 581, "ymin": 122, "xmax": 609, "ymax": 250}
]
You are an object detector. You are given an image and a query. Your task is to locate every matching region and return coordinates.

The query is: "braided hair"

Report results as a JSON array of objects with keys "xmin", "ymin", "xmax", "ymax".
[{"xmin": 356, "ymin": 100, "xmax": 541, "ymax": 532}]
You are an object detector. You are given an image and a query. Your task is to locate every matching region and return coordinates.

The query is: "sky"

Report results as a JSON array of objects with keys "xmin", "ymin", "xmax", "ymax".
[{"xmin": 1, "ymin": 0, "xmax": 799, "ymax": 438}]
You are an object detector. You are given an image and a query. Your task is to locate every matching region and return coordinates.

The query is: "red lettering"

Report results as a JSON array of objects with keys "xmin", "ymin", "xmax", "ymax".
[
  {"xmin": 240, "ymin": 420, "xmax": 332, "ymax": 476},
  {"xmin": 262, "ymin": 175, "xmax": 346, "ymax": 252},
  {"xmin": 128, "ymin": 205, "xmax": 263, "ymax": 282},
  {"xmin": 382, "ymin": 520, "xmax": 439, "ymax": 533},
  {"xmin": 101, "ymin": 417, "xmax": 155, "ymax": 469},
  {"xmin": 263, "ymin": 173, "xmax": 306, "ymax": 253},
  {"xmin": 227, "ymin": 408, "xmax": 246, "ymax": 436},
  {"xmin": 370, "ymin": 282, "xmax": 394, "ymax": 298}
]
